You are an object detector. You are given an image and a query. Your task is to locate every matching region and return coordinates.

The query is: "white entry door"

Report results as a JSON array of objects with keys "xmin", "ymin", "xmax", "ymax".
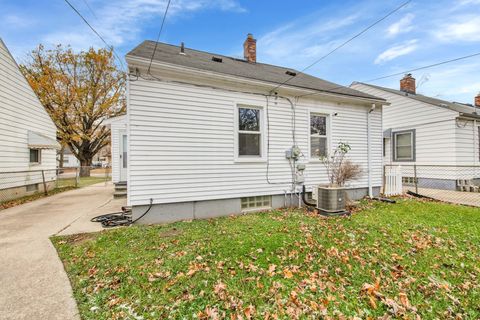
[{"xmin": 119, "ymin": 131, "xmax": 127, "ymax": 182}]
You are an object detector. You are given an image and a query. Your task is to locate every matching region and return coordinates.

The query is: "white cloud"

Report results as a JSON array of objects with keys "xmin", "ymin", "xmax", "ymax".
[
  {"xmin": 386, "ymin": 13, "xmax": 414, "ymax": 37},
  {"xmin": 374, "ymin": 39, "xmax": 418, "ymax": 64},
  {"xmin": 257, "ymin": 14, "xmax": 359, "ymax": 65},
  {"xmin": 41, "ymin": 0, "xmax": 245, "ymax": 49},
  {"xmin": 435, "ymin": 17, "xmax": 480, "ymax": 42},
  {"xmin": 417, "ymin": 61, "xmax": 480, "ymax": 102},
  {"xmin": 2, "ymin": 14, "xmax": 35, "ymax": 29},
  {"xmin": 457, "ymin": 0, "xmax": 480, "ymax": 5}
]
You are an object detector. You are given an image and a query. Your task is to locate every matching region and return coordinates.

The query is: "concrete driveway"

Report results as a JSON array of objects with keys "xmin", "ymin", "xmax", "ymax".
[{"xmin": 0, "ymin": 182, "xmax": 126, "ymax": 320}]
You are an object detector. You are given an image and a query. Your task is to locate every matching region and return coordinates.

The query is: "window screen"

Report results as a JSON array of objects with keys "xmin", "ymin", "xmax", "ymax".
[
  {"xmin": 310, "ymin": 114, "xmax": 328, "ymax": 158},
  {"xmin": 238, "ymin": 107, "xmax": 262, "ymax": 156}
]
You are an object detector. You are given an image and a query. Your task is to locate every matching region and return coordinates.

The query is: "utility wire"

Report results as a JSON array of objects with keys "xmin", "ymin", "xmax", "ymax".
[
  {"xmin": 269, "ymin": 0, "xmax": 411, "ymax": 94},
  {"xmin": 365, "ymin": 52, "xmax": 480, "ymax": 82},
  {"xmin": 147, "ymin": 0, "xmax": 172, "ymax": 75},
  {"xmin": 81, "ymin": 0, "xmax": 98, "ymax": 21},
  {"xmin": 297, "ymin": 50, "xmax": 480, "ymax": 99},
  {"xmin": 63, "ymin": 0, "xmax": 125, "ymax": 71}
]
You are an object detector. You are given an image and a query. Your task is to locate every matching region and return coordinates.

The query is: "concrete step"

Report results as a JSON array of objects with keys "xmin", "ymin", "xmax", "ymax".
[
  {"xmin": 115, "ymin": 184, "xmax": 127, "ymax": 191},
  {"xmin": 113, "ymin": 191, "xmax": 127, "ymax": 199}
]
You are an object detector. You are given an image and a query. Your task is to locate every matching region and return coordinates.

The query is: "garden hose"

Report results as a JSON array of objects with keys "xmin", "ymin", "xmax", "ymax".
[{"xmin": 90, "ymin": 199, "xmax": 153, "ymax": 228}]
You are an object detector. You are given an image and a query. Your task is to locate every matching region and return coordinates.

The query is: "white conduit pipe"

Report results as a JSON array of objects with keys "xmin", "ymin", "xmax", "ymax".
[{"xmin": 367, "ymin": 104, "xmax": 376, "ymax": 198}]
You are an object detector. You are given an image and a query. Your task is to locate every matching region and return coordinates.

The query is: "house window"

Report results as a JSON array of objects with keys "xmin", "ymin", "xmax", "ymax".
[
  {"xmin": 241, "ymin": 195, "xmax": 272, "ymax": 211},
  {"xmin": 29, "ymin": 149, "xmax": 41, "ymax": 164},
  {"xmin": 26, "ymin": 184, "xmax": 39, "ymax": 192},
  {"xmin": 237, "ymin": 106, "xmax": 262, "ymax": 157},
  {"xmin": 393, "ymin": 130, "xmax": 415, "ymax": 161},
  {"xmin": 310, "ymin": 114, "xmax": 328, "ymax": 159}
]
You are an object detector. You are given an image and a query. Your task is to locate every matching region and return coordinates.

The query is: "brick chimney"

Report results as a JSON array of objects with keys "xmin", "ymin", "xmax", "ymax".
[
  {"xmin": 400, "ymin": 73, "xmax": 416, "ymax": 94},
  {"xmin": 243, "ymin": 33, "xmax": 256, "ymax": 63},
  {"xmin": 475, "ymin": 92, "xmax": 480, "ymax": 107}
]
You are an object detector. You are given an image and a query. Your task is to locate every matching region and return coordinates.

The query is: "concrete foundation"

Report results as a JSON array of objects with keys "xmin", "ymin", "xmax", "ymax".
[{"xmin": 132, "ymin": 186, "xmax": 381, "ymax": 224}]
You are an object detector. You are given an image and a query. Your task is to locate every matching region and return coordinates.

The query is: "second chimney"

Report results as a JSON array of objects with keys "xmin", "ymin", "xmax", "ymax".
[
  {"xmin": 400, "ymin": 73, "xmax": 416, "ymax": 94},
  {"xmin": 243, "ymin": 33, "xmax": 256, "ymax": 63},
  {"xmin": 475, "ymin": 92, "xmax": 480, "ymax": 107}
]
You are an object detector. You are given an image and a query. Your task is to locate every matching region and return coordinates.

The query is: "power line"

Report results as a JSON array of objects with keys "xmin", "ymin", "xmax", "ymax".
[
  {"xmin": 147, "ymin": 0, "xmax": 172, "ymax": 75},
  {"xmin": 269, "ymin": 0, "xmax": 411, "ymax": 94},
  {"xmin": 365, "ymin": 52, "xmax": 480, "ymax": 82},
  {"xmin": 297, "ymin": 51, "xmax": 480, "ymax": 99},
  {"xmin": 63, "ymin": 0, "xmax": 125, "ymax": 71},
  {"xmin": 81, "ymin": 0, "xmax": 98, "ymax": 21}
]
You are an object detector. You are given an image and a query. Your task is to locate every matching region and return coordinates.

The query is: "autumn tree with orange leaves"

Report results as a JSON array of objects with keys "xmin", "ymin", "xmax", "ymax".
[{"xmin": 21, "ymin": 45, "xmax": 125, "ymax": 176}]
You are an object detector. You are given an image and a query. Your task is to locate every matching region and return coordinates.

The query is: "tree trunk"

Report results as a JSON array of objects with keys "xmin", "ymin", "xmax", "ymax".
[
  {"xmin": 59, "ymin": 146, "xmax": 64, "ymax": 169},
  {"xmin": 79, "ymin": 159, "xmax": 92, "ymax": 177}
]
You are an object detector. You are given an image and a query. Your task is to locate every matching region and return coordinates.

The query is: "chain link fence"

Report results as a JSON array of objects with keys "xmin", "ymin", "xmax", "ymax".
[
  {"xmin": 385, "ymin": 164, "xmax": 480, "ymax": 207},
  {"xmin": 0, "ymin": 166, "xmax": 111, "ymax": 205}
]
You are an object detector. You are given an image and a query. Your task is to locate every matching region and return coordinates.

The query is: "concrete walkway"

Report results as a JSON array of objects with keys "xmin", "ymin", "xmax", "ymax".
[
  {"xmin": 405, "ymin": 187, "xmax": 480, "ymax": 207},
  {"xmin": 0, "ymin": 182, "xmax": 126, "ymax": 320}
]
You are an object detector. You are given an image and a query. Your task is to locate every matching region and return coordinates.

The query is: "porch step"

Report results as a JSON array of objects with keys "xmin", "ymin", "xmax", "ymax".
[
  {"xmin": 114, "ymin": 191, "xmax": 127, "ymax": 199},
  {"xmin": 114, "ymin": 182, "xmax": 127, "ymax": 198},
  {"xmin": 115, "ymin": 184, "xmax": 127, "ymax": 191}
]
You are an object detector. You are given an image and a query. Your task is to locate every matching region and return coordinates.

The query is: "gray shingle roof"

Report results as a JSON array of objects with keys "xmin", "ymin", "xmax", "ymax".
[
  {"xmin": 355, "ymin": 82, "xmax": 480, "ymax": 118},
  {"xmin": 127, "ymin": 41, "xmax": 384, "ymax": 101}
]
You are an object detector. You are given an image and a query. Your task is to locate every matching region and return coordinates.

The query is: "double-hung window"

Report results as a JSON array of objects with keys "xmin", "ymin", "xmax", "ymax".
[
  {"xmin": 237, "ymin": 106, "xmax": 262, "ymax": 158},
  {"xmin": 393, "ymin": 130, "xmax": 415, "ymax": 161},
  {"xmin": 310, "ymin": 113, "xmax": 328, "ymax": 159}
]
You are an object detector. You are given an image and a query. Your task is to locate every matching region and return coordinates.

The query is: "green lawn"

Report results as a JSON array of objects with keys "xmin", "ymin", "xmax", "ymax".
[
  {"xmin": 57, "ymin": 176, "xmax": 108, "ymax": 188},
  {"xmin": 52, "ymin": 199, "xmax": 480, "ymax": 319}
]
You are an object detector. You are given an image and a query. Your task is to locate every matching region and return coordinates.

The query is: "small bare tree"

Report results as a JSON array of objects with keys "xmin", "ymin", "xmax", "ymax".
[{"xmin": 321, "ymin": 142, "xmax": 362, "ymax": 187}]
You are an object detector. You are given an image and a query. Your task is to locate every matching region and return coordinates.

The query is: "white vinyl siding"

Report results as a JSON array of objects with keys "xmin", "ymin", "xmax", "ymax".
[
  {"xmin": 455, "ymin": 119, "xmax": 480, "ymax": 166},
  {"xmin": 0, "ymin": 39, "xmax": 57, "ymax": 190},
  {"xmin": 128, "ymin": 78, "xmax": 383, "ymax": 206},
  {"xmin": 351, "ymin": 83, "xmax": 458, "ymax": 165}
]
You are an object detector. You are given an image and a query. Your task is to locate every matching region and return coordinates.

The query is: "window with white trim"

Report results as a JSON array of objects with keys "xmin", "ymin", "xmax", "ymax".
[
  {"xmin": 310, "ymin": 113, "xmax": 328, "ymax": 159},
  {"xmin": 237, "ymin": 106, "xmax": 262, "ymax": 157},
  {"xmin": 393, "ymin": 130, "xmax": 415, "ymax": 161},
  {"xmin": 29, "ymin": 149, "xmax": 41, "ymax": 164}
]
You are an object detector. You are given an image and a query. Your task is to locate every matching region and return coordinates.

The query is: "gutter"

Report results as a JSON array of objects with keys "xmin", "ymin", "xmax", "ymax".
[{"xmin": 458, "ymin": 112, "xmax": 480, "ymax": 120}]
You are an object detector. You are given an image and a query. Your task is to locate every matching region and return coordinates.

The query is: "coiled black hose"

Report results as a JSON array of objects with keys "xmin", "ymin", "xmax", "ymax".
[{"xmin": 90, "ymin": 199, "xmax": 153, "ymax": 228}]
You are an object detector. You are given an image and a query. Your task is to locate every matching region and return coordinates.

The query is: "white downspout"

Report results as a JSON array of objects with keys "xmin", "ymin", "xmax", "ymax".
[
  {"xmin": 475, "ymin": 119, "xmax": 478, "ymax": 165},
  {"xmin": 367, "ymin": 104, "xmax": 376, "ymax": 198}
]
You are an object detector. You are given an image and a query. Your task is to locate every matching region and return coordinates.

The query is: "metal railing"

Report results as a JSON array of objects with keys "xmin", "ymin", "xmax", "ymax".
[
  {"xmin": 0, "ymin": 166, "xmax": 111, "ymax": 204},
  {"xmin": 384, "ymin": 164, "xmax": 480, "ymax": 207}
]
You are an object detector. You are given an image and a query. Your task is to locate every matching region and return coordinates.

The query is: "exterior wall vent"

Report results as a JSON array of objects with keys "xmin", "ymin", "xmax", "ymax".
[
  {"xmin": 285, "ymin": 70, "xmax": 297, "ymax": 76},
  {"xmin": 212, "ymin": 56, "xmax": 223, "ymax": 63}
]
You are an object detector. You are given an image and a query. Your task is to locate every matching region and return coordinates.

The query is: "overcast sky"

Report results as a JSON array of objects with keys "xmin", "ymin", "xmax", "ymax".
[{"xmin": 1, "ymin": 0, "xmax": 479, "ymax": 103}]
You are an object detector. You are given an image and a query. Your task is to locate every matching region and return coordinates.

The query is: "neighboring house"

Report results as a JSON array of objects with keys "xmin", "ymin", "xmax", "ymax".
[
  {"xmin": 58, "ymin": 147, "xmax": 80, "ymax": 168},
  {"xmin": 104, "ymin": 114, "xmax": 127, "ymax": 182},
  {"xmin": 104, "ymin": 115, "xmax": 127, "ymax": 198},
  {"xmin": 92, "ymin": 145, "xmax": 112, "ymax": 168},
  {"xmin": 352, "ymin": 75, "xmax": 480, "ymax": 191},
  {"xmin": 122, "ymin": 34, "xmax": 387, "ymax": 223},
  {"xmin": 0, "ymin": 38, "xmax": 60, "ymax": 201}
]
